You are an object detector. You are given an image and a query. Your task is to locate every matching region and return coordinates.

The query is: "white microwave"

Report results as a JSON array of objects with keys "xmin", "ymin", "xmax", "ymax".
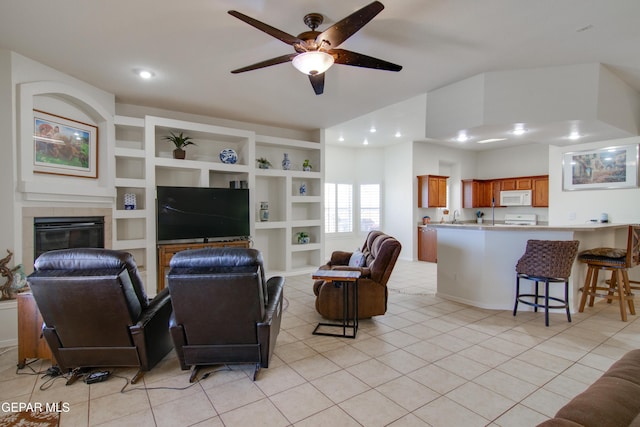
[{"xmin": 500, "ymin": 190, "xmax": 532, "ymax": 206}]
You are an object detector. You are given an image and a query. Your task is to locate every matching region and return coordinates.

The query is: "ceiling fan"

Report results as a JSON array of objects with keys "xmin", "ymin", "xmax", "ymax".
[{"xmin": 228, "ymin": 1, "xmax": 402, "ymax": 95}]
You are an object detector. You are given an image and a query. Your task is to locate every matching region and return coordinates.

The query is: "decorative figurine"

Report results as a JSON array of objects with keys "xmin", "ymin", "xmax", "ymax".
[{"xmin": 282, "ymin": 153, "xmax": 291, "ymax": 170}]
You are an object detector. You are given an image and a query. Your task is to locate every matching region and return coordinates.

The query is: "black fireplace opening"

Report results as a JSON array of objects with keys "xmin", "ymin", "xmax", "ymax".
[{"xmin": 34, "ymin": 216, "xmax": 105, "ymax": 259}]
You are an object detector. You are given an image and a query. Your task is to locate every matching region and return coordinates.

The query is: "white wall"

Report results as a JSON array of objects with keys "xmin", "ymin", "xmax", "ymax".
[
  {"xmin": 426, "ymin": 64, "xmax": 640, "ymax": 140},
  {"xmin": 549, "ymin": 136, "xmax": 640, "ymax": 225},
  {"xmin": 475, "ymin": 143, "xmax": 548, "ymax": 179},
  {"xmin": 0, "ymin": 51, "xmax": 17, "ymax": 349},
  {"xmin": 384, "ymin": 141, "xmax": 413, "ymax": 261},
  {"xmin": 0, "ymin": 51, "xmax": 14, "ymax": 261},
  {"xmin": 324, "ymin": 144, "xmax": 387, "ymax": 258}
]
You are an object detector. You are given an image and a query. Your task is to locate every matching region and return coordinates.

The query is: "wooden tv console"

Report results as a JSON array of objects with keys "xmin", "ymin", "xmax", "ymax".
[{"xmin": 156, "ymin": 240, "xmax": 250, "ymax": 292}]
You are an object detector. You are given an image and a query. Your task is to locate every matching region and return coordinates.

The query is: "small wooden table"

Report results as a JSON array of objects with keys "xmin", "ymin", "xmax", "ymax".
[
  {"xmin": 17, "ymin": 292, "xmax": 54, "ymax": 368},
  {"xmin": 312, "ymin": 269, "xmax": 361, "ymax": 339}
]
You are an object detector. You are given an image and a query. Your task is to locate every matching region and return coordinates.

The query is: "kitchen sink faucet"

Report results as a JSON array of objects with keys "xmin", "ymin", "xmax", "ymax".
[{"xmin": 452, "ymin": 209, "xmax": 460, "ymax": 223}]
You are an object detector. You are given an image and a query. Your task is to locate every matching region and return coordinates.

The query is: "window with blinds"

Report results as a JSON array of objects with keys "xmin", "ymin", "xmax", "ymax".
[
  {"xmin": 324, "ymin": 183, "xmax": 353, "ymax": 233},
  {"xmin": 360, "ymin": 184, "xmax": 380, "ymax": 232}
]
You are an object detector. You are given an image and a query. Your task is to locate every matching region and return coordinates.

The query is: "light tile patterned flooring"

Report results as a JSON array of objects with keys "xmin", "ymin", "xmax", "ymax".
[{"xmin": 1, "ymin": 260, "xmax": 639, "ymax": 426}]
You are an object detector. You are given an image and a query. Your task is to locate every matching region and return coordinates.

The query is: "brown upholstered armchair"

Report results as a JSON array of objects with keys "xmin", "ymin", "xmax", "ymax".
[
  {"xmin": 27, "ymin": 248, "xmax": 174, "ymax": 384},
  {"xmin": 167, "ymin": 247, "xmax": 284, "ymax": 382},
  {"xmin": 313, "ymin": 231, "xmax": 402, "ymax": 319}
]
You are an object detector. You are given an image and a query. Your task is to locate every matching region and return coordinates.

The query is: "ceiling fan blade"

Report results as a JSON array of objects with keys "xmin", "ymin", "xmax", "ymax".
[
  {"xmin": 309, "ymin": 73, "xmax": 325, "ymax": 95},
  {"xmin": 331, "ymin": 48, "xmax": 402, "ymax": 71},
  {"xmin": 231, "ymin": 53, "xmax": 298, "ymax": 73},
  {"xmin": 228, "ymin": 10, "xmax": 303, "ymax": 46},
  {"xmin": 316, "ymin": 1, "xmax": 384, "ymax": 48}
]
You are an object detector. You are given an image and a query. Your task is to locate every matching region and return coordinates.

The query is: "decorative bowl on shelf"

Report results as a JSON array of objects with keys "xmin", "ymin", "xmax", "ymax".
[{"xmin": 219, "ymin": 148, "xmax": 238, "ymax": 164}]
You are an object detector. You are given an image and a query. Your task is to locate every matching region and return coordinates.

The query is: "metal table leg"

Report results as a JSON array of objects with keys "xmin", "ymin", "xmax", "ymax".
[{"xmin": 313, "ymin": 279, "xmax": 358, "ymax": 338}]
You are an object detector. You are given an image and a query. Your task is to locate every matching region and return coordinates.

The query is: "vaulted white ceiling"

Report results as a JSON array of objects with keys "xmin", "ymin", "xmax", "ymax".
[{"xmin": 1, "ymin": 0, "xmax": 639, "ymax": 148}]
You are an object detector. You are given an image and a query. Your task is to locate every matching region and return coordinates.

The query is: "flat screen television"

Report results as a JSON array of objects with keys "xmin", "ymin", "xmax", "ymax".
[{"xmin": 156, "ymin": 186, "xmax": 250, "ymax": 242}]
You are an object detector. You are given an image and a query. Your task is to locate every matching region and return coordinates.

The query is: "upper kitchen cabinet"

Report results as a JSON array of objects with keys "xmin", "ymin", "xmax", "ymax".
[
  {"xmin": 501, "ymin": 178, "xmax": 532, "ymax": 191},
  {"xmin": 463, "ymin": 175, "xmax": 548, "ymax": 208},
  {"xmin": 462, "ymin": 179, "xmax": 481, "ymax": 208},
  {"xmin": 532, "ymin": 176, "xmax": 549, "ymax": 207},
  {"xmin": 418, "ymin": 175, "xmax": 448, "ymax": 208},
  {"xmin": 462, "ymin": 179, "xmax": 492, "ymax": 208}
]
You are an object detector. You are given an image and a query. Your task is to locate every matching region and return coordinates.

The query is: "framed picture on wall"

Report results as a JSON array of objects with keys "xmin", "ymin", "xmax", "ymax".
[
  {"xmin": 562, "ymin": 144, "xmax": 639, "ymax": 191},
  {"xmin": 33, "ymin": 109, "xmax": 98, "ymax": 179}
]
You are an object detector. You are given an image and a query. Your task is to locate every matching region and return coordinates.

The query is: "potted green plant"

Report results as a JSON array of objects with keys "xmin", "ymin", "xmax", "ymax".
[
  {"xmin": 164, "ymin": 131, "xmax": 196, "ymax": 159},
  {"xmin": 302, "ymin": 159, "xmax": 312, "ymax": 171},
  {"xmin": 296, "ymin": 231, "xmax": 310, "ymax": 244},
  {"xmin": 256, "ymin": 157, "xmax": 272, "ymax": 169}
]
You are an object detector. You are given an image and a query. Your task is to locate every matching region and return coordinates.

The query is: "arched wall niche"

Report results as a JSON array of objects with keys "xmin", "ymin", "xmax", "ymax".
[{"xmin": 17, "ymin": 80, "xmax": 115, "ymax": 200}]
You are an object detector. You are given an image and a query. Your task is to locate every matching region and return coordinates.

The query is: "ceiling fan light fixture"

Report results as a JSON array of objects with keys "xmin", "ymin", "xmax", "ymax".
[{"xmin": 292, "ymin": 51, "xmax": 334, "ymax": 75}]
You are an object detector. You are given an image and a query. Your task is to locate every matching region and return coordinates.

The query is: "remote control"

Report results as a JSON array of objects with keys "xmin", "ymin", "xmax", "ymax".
[{"xmin": 85, "ymin": 371, "xmax": 110, "ymax": 384}]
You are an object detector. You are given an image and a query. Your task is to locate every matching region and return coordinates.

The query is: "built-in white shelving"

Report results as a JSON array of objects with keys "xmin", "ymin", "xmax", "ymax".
[
  {"xmin": 112, "ymin": 116, "xmax": 323, "ymax": 293},
  {"xmin": 255, "ymin": 135, "xmax": 323, "ymax": 275},
  {"xmin": 113, "ymin": 115, "xmax": 151, "ymax": 284}
]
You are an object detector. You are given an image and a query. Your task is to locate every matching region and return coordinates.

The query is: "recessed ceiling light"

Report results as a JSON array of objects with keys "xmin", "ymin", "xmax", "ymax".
[
  {"xmin": 477, "ymin": 138, "xmax": 507, "ymax": 144},
  {"xmin": 569, "ymin": 131, "xmax": 581, "ymax": 140},
  {"xmin": 512, "ymin": 123, "xmax": 529, "ymax": 135},
  {"xmin": 338, "ymin": 135, "xmax": 344, "ymax": 142},
  {"xmin": 370, "ymin": 126, "xmax": 376, "ymax": 133},
  {"xmin": 363, "ymin": 139, "xmax": 369, "ymax": 145},
  {"xmin": 456, "ymin": 132, "xmax": 469, "ymax": 142},
  {"xmin": 135, "ymin": 69, "xmax": 154, "ymax": 79},
  {"xmin": 394, "ymin": 131, "xmax": 402, "ymax": 138}
]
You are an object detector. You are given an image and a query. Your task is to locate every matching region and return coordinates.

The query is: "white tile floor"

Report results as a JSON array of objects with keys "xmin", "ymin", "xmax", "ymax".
[{"xmin": 1, "ymin": 260, "xmax": 639, "ymax": 426}]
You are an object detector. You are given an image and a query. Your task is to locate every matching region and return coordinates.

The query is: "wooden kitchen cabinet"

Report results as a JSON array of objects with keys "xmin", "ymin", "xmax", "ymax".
[
  {"xmin": 418, "ymin": 175, "xmax": 448, "ymax": 208},
  {"xmin": 500, "ymin": 179, "xmax": 516, "ymax": 191},
  {"xmin": 500, "ymin": 178, "xmax": 531, "ymax": 190},
  {"xmin": 533, "ymin": 176, "xmax": 549, "ymax": 207},
  {"xmin": 490, "ymin": 181, "xmax": 502, "ymax": 207},
  {"xmin": 418, "ymin": 226, "xmax": 437, "ymax": 263},
  {"xmin": 464, "ymin": 175, "xmax": 546, "ymax": 208},
  {"xmin": 517, "ymin": 178, "xmax": 532, "ymax": 189},
  {"xmin": 462, "ymin": 179, "xmax": 499, "ymax": 208},
  {"xmin": 462, "ymin": 179, "xmax": 480, "ymax": 208}
]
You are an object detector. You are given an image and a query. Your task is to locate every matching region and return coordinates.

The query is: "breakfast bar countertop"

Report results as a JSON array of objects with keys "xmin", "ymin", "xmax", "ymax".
[{"xmin": 420, "ymin": 222, "xmax": 628, "ymax": 232}]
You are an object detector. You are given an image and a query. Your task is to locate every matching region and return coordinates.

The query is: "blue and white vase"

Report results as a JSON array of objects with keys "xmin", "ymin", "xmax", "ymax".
[
  {"xmin": 124, "ymin": 193, "xmax": 136, "ymax": 210},
  {"xmin": 299, "ymin": 183, "xmax": 307, "ymax": 196},
  {"xmin": 259, "ymin": 202, "xmax": 269, "ymax": 221},
  {"xmin": 282, "ymin": 153, "xmax": 291, "ymax": 170},
  {"xmin": 219, "ymin": 148, "xmax": 238, "ymax": 164}
]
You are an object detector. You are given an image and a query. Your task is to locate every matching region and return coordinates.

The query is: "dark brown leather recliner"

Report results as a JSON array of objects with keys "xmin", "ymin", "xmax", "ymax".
[
  {"xmin": 167, "ymin": 247, "xmax": 284, "ymax": 382},
  {"xmin": 27, "ymin": 248, "xmax": 174, "ymax": 384},
  {"xmin": 313, "ymin": 231, "xmax": 402, "ymax": 319}
]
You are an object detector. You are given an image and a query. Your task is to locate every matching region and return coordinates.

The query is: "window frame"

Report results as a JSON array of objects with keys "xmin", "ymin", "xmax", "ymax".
[{"xmin": 324, "ymin": 182, "xmax": 354, "ymax": 235}]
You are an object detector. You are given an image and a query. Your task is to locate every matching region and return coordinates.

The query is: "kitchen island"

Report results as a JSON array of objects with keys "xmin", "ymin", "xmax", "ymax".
[{"xmin": 423, "ymin": 222, "xmax": 629, "ymax": 312}]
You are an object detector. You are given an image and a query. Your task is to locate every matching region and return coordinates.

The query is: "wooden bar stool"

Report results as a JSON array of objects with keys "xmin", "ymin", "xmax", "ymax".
[
  {"xmin": 513, "ymin": 239, "xmax": 580, "ymax": 326},
  {"xmin": 578, "ymin": 225, "xmax": 640, "ymax": 321}
]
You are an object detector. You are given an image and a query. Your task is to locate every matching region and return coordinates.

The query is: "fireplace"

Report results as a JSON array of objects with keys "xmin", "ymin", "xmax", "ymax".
[{"xmin": 34, "ymin": 216, "xmax": 105, "ymax": 259}]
